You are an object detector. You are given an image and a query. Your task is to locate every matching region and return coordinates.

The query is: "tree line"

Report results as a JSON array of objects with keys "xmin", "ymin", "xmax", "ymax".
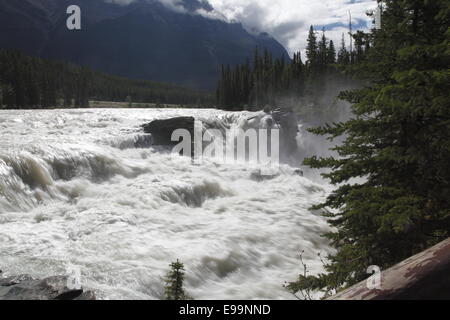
[
  {"xmin": 0, "ymin": 49, "xmax": 214, "ymax": 109},
  {"xmin": 216, "ymin": 25, "xmax": 368, "ymax": 112}
]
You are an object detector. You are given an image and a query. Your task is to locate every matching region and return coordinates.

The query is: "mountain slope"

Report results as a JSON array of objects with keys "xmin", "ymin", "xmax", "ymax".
[
  {"xmin": 0, "ymin": 0, "xmax": 289, "ymax": 90},
  {"xmin": 0, "ymin": 48, "xmax": 213, "ymax": 109}
]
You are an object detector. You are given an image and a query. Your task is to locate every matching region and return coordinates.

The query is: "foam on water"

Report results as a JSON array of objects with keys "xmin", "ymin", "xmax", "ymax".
[{"xmin": 0, "ymin": 108, "xmax": 332, "ymax": 300}]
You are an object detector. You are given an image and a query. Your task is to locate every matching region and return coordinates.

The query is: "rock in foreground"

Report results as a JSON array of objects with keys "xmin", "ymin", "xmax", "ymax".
[{"xmin": 0, "ymin": 275, "xmax": 96, "ymax": 300}]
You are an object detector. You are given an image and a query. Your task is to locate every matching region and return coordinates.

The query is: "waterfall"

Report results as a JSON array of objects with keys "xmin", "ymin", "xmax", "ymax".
[{"xmin": 0, "ymin": 108, "xmax": 332, "ymax": 300}]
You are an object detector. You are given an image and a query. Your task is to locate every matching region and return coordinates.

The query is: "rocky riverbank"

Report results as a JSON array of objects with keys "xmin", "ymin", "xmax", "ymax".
[{"xmin": 0, "ymin": 274, "xmax": 95, "ymax": 300}]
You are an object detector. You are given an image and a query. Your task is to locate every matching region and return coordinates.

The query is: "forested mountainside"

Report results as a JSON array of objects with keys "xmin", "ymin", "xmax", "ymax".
[
  {"xmin": 0, "ymin": 49, "xmax": 213, "ymax": 109},
  {"xmin": 216, "ymin": 26, "xmax": 361, "ymax": 124}
]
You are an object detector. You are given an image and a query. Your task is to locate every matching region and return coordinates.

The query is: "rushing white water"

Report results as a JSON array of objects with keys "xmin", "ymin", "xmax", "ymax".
[{"xmin": 0, "ymin": 108, "xmax": 332, "ymax": 300}]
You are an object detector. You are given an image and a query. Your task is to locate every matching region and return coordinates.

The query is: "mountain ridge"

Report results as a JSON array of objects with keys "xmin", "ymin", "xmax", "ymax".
[{"xmin": 0, "ymin": 0, "xmax": 289, "ymax": 90}]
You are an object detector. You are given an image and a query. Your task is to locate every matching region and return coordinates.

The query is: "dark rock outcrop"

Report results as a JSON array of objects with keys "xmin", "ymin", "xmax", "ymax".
[
  {"xmin": 271, "ymin": 107, "xmax": 299, "ymax": 159},
  {"xmin": 142, "ymin": 110, "xmax": 301, "ymax": 166},
  {"xmin": 0, "ymin": 274, "xmax": 96, "ymax": 300},
  {"xmin": 143, "ymin": 116, "xmax": 196, "ymax": 146}
]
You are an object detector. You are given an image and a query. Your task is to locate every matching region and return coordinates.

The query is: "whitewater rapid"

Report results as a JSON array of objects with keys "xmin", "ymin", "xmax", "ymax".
[{"xmin": 0, "ymin": 108, "xmax": 332, "ymax": 300}]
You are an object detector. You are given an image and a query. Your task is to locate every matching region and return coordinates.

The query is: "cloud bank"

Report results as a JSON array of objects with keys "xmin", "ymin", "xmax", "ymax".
[{"xmin": 207, "ymin": 0, "xmax": 378, "ymax": 57}]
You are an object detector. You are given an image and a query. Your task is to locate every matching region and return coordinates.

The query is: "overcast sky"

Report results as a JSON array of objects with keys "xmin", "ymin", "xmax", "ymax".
[
  {"xmin": 207, "ymin": 0, "xmax": 378, "ymax": 57},
  {"xmin": 108, "ymin": 0, "xmax": 378, "ymax": 57}
]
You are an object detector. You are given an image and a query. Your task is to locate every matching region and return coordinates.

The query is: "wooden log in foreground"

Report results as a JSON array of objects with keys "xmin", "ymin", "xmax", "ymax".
[{"xmin": 329, "ymin": 238, "xmax": 450, "ymax": 300}]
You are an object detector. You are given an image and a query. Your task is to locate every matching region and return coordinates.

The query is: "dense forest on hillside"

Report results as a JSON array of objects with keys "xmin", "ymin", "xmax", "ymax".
[
  {"xmin": 284, "ymin": 0, "xmax": 450, "ymax": 298},
  {"xmin": 216, "ymin": 25, "xmax": 367, "ymax": 123},
  {"xmin": 0, "ymin": 49, "xmax": 214, "ymax": 109}
]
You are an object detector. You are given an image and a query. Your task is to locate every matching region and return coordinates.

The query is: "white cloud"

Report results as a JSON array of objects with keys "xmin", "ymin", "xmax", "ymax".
[
  {"xmin": 102, "ymin": 0, "xmax": 379, "ymax": 58},
  {"xmin": 207, "ymin": 0, "xmax": 378, "ymax": 57}
]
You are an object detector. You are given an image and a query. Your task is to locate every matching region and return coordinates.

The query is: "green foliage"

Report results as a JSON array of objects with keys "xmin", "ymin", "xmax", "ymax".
[
  {"xmin": 0, "ymin": 49, "xmax": 213, "ymax": 109},
  {"xmin": 284, "ymin": 251, "xmax": 332, "ymax": 300},
  {"xmin": 216, "ymin": 27, "xmax": 356, "ymax": 113},
  {"xmin": 295, "ymin": 0, "xmax": 450, "ymax": 295},
  {"xmin": 306, "ymin": 26, "xmax": 318, "ymax": 67},
  {"xmin": 216, "ymin": 48, "xmax": 305, "ymax": 110},
  {"xmin": 164, "ymin": 260, "xmax": 192, "ymax": 300}
]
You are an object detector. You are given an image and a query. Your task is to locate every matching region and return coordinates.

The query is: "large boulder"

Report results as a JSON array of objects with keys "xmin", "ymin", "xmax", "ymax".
[
  {"xmin": 0, "ymin": 274, "xmax": 96, "ymax": 300},
  {"xmin": 141, "ymin": 110, "xmax": 300, "ymax": 164},
  {"xmin": 142, "ymin": 116, "xmax": 195, "ymax": 146}
]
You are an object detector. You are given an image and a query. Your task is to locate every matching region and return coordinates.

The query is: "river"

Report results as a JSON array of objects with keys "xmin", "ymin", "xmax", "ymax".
[{"xmin": 0, "ymin": 108, "xmax": 332, "ymax": 300}]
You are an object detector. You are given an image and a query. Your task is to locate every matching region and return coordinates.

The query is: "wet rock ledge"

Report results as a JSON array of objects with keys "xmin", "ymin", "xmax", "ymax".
[{"xmin": 0, "ymin": 274, "xmax": 96, "ymax": 300}]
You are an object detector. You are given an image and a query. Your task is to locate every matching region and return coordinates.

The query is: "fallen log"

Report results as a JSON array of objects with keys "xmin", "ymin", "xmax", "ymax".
[{"xmin": 329, "ymin": 238, "xmax": 450, "ymax": 300}]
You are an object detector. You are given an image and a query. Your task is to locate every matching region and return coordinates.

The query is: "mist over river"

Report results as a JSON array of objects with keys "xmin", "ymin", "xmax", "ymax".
[{"xmin": 0, "ymin": 108, "xmax": 332, "ymax": 300}]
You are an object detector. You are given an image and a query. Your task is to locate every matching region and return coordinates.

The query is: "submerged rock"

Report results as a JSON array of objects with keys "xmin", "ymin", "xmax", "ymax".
[
  {"xmin": 250, "ymin": 169, "xmax": 280, "ymax": 182},
  {"xmin": 0, "ymin": 275, "xmax": 96, "ymax": 300}
]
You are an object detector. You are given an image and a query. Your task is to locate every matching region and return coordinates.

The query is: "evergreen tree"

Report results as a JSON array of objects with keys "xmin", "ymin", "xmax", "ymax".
[
  {"xmin": 327, "ymin": 40, "xmax": 336, "ymax": 64},
  {"xmin": 306, "ymin": 26, "xmax": 318, "ymax": 67},
  {"xmin": 164, "ymin": 260, "xmax": 191, "ymax": 300},
  {"xmin": 294, "ymin": 0, "xmax": 450, "ymax": 295},
  {"xmin": 337, "ymin": 33, "xmax": 350, "ymax": 65},
  {"xmin": 318, "ymin": 28, "xmax": 328, "ymax": 69}
]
